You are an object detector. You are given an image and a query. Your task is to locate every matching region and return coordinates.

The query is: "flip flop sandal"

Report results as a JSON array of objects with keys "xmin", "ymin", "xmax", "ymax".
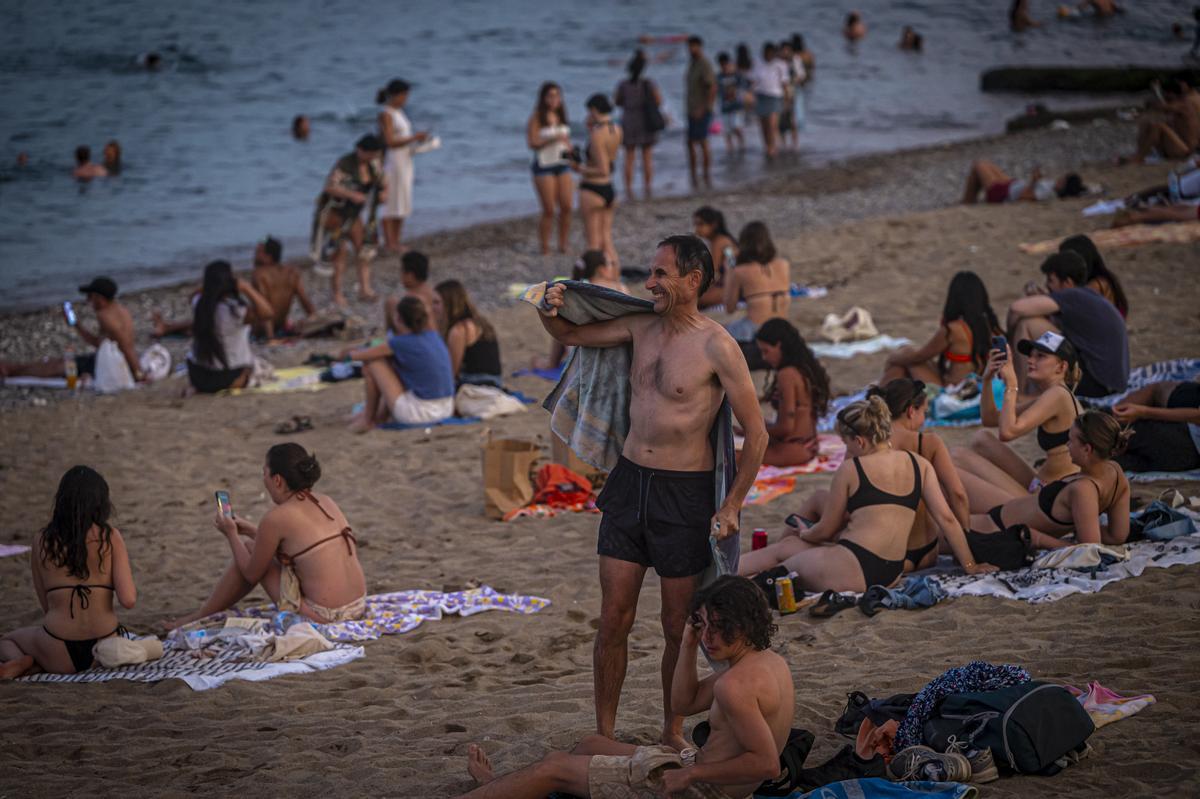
[
  {"xmin": 809, "ymin": 589, "xmax": 856, "ymax": 618},
  {"xmin": 274, "ymin": 415, "xmax": 313, "ymax": 435}
]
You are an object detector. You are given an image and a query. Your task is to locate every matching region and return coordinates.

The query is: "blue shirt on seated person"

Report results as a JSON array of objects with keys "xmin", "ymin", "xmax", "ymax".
[{"xmin": 388, "ymin": 329, "xmax": 455, "ymax": 400}]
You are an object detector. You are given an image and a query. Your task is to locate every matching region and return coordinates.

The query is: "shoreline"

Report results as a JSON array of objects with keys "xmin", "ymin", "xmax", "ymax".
[{"xmin": 0, "ymin": 113, "xmax": 1136, "ymax": 322}]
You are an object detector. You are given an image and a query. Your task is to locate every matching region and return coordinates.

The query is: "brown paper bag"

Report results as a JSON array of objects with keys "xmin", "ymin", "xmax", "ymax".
[{"xmin": 482, "ymin": 435, "xmax": 541, "ymax": 519}]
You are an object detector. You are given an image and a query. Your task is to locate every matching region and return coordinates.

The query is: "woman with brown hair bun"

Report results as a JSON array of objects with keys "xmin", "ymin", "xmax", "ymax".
[
  {"xmin": 969, "ymin": 410, "xmax": 1132, "ymax": 549},
  {"xmin": 164, "ymin": 444, "xmax": 367, "ymax": 629},
  {"xmin": 738, "ymin": 396, "xmax": 994, "ymax": 590}
]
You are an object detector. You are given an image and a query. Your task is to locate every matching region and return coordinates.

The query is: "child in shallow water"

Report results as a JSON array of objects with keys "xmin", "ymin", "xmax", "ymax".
[{"xmin": 1, "ymin": 466, "xmax": 137, "ymax": 678}]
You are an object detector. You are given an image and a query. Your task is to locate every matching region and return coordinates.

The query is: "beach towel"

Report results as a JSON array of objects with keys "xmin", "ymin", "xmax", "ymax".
[
  {"xmin": 0, "ymin": 544, "xmax": 30, "ymax": 558},
  {"xmin": 745, "ymin": 435, "xmax": 847, "ymax": 505},
  {"xmin": 1085, "ymin": 357, "xmax": 1200, "ymax": 407},
  {"xmin": 1065, "ymin": 681, "xmax": 1155, "ymax": 729},
  {"xmin": 524, "ymin": 280, "xmax": 740, "ymax": 573},
  {"xmin": 178, "ymin": 585, "xmax": 551, "ymax": 643},
  {"xmin": 771, "ymin": 778, "xmax": 977, "ymax": 799},
  {"xmin": 1019, "ymin": 221, "xmax": 1200, "ymax": 255},
  {"xmin": 228, "ymin": 365, "xmax": 331, "ymax": 395},
  {"xmin": 511, "ymin": 363, "xmax": 566, "ymax": 382},
  {"xmin": 919, "ymin": 533, "xmax": 1200, "ymax": 604},
  {"xmin": 379, "ymin": 390, "xmax": 537, "ymax": 430},
  {"xmin": 1127, "ymin": 469, "xmax": 1200, "ymax": 483},
  {"xmin": 19, "ymin": 637, "xmax": 364, "ymax": 691},
  {"xmin": 810, "ymin": 335, "xmax": 911, "ymax": 360}
]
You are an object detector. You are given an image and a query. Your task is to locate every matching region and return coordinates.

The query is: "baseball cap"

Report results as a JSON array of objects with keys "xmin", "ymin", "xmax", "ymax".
[
  {"xmin": 78, "ymin": 276, "xmax": 117, "ymax": 300},
  {"xmin": 1017, "ymin": 330, "xmax": 1077, "ymax": 366}
]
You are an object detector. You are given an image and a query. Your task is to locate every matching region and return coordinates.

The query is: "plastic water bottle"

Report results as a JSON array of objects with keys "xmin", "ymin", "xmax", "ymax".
[
  {"xmin": 64, "ymin": 347, "xmax": 78, "ymax": 391},
  {"xmin": 183, "ymin": 629, "xmax": 212, "ymax": 650}
]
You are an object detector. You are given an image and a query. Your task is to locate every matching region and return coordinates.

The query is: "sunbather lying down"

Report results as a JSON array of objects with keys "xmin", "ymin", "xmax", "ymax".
[
  {"xmin": 1112, "ymin": 204, "xmax": 1199, "ymax": 227},
  {"xmin": 453, "ymin": 576, "xmax": 793, "ymax": 799},
  {"xmin": 738, "ymin": 397, "xmax": 994, "ymax": 593}
]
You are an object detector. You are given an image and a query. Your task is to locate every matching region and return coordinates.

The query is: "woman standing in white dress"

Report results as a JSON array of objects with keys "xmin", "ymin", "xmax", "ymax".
[{"xmin": 377, "ymin": 79, "xmax": 429, "ymax": 253}]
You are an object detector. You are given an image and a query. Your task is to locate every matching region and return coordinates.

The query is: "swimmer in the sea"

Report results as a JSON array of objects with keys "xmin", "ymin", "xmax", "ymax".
[{"xmin": 72, "ymin": 146, "xmax": 107, "ymax": 181}]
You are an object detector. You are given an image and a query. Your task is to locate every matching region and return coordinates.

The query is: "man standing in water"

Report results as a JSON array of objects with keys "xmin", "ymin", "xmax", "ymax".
[
  {"xmin": 537, "ymin": 234, "xmax": 768, "ymax": 750},
  {"xmin": 685, "ymin": 36, "xmax": 717, "ymax": 189}
]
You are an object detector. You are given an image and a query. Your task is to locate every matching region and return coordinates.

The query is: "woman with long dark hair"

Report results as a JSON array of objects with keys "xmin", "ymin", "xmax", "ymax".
[
  {"xmin": 187, "ymin": 260, "xmax": 272, "ymax": 393},
  {"xmin": 692, "ymin": 205, "xmax": 738, "ymax": 308},
  {"xmin": 433, "ymin": 279, "xmax": 502, "ymax": 386},
  {"xmin": 164, "ymin": 444, "xmax": 367, "ymax": 629},
  {"xmin": 527, "ymin": 82, "xmax": 574, "ymax": 255},
  {"xmin": 1058, "ymin": 234, "xmax": 1129, "ymax": 318},
  {"xmin": 1, "ymin": 466, "xmax": 136, "ymax": 677},
  {"xmin": 752, "ymin": 318, "xmax": 830, "ymax": 466},
  {"xmin": 614, "ymin": 49, "xmax": 662, "ymax": 200},
  {"xmin": 723, "ymin": 221, "xmax": 789, "ymax": 342},
  {"xmin": 882, "ymin": 270, "xmax": 1002, "ymax": 386}
]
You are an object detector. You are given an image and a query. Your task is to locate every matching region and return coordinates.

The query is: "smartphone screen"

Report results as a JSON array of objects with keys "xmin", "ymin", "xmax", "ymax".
[
  {"xmin": 63, "ymin": 301, "xmax": 77, "ymax": 326},
  {"xmin": 215, "ymin": 490, "xmax": 233, "ymax": 517}
]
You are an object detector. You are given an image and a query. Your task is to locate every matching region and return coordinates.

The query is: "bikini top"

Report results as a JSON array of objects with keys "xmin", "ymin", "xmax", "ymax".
[
  {"xmin": 1037, "ymin": 463, "xmax": 1120, "ymax": 527},
  {"xmin": 276, "ymin": 490, "xmax": 357, "ymax": 568},
  {"xmin": 45, "ymin": 584, "xmax": 114, "ymax": 619},
  {"xmin": 1036, "ymin": 385, "xmax": 1081, "ymax": 452},
  {"xmin": 846, "ymin": 451, "xmax": 922, "ymax": 514},
  {"xmin": 941, "ymin": 319, "xmax": 975, "ymax": 365}
]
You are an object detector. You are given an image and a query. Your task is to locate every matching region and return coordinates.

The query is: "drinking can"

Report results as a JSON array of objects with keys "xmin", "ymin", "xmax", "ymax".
[
  {"xmin": 752, "ymin": 529, "xmax": 768, "ymax": 550},
  {"xmin": 775, "ymin": 576, "xmax": 798, "ymax": 614}
]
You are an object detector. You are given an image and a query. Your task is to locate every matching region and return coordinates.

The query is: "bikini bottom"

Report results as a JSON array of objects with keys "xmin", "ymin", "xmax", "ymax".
[
  {"xmin": 838, "ymin": 540, "xmax": 904, "ymax": 589},
  {"xmin": 42, "ymin": 624, "xmax": 125, "ymax": 672}
]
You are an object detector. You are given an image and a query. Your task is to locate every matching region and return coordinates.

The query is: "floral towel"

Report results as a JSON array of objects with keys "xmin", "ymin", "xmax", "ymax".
[{"xmin": 184, "ymin": 585, "xmax": 552, "ymax": 643}]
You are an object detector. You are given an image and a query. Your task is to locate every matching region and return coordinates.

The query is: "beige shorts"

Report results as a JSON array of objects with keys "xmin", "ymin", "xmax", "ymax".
[
  {"xmin": 587, "ymin": 746, "xmax": 738, "ymax": 799},
  {"xmin": 392, "ymin": 392, "xmax": 454, "ymax": 425}
]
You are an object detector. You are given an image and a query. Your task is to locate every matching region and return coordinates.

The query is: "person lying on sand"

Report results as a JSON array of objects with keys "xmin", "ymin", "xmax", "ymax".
[
  {"xmin": 250, "ymin": 236, "xmax": 316, "ymax": 339},
  {"xmin": 748, "ymin": 319, "xmax": 830, "ymax": 467},
  {"xmin": 453, "ymin": 576, "xmax": 793, "ymax": 799},
  {"xmin": 881, "ymin": 270, "xmax": 1002, "ymax": 387},
  {"xmin": 1113, "ymin": 378, "xmax": 1200, "ymax": 474},
  {"xmin": 953, "ymin": 334, "xmax": 1083, "ymax": 513},
  {"xmin": 346, "ymin": 296, "xmax": 455, "ymax": 431},
  {"xmin": 968, "ymin": 410, "xmax": 1131, "ymax": 549},
  {"xmin": 737, "ymin": 397, "xmax": 995, "ymax": 589},
  {"xmin": 1112, "ymin": 203, "xmax": 1200, "ymax": 227},
  {"xmin": 780, "ymin": 379, "xmax": 972, "ymax": 574},
  {"xmin": 163, "ymin": 444, "xmax": 366, "ymax": 630},
  {"xmin": 1, "ymin": 466, "xmax": 136, "ymax": 679},
  {"xmin": 0, "ymin": 276, "xmax": 143, "ymax": 385},
  {"xmin": 962, "ymin": 160, "xmax": 1086, "ymax": 204}
]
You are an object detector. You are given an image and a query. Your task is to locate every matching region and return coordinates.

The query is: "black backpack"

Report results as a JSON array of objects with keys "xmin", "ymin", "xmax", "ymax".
[{"xmin": 923, "ymin": 682, "xmax": 1094, "ymax": 775}]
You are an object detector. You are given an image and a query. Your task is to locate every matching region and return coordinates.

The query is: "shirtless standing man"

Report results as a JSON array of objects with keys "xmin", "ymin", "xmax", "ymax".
[
  {"xmin": 0, "ymin": 277, "xmax": 141, "ymax": 384},
  {"xmin": 455, "ymin": 575, "xmax": 793, "ymax": 799},
  {"xmin": 400, "ymin": 250, "xmax": 435, "ymax": 318},
  {"xmin": 250, "ymin": 236, "xmax": 316, "ymax": 339},
  {"xmin": 538, "ymin": 234, "xmax": 768, "ymax": 750}
]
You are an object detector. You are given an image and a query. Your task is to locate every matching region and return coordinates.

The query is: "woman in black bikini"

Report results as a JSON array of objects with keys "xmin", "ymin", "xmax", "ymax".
[
  {"xmin": 778, "ymin": 378, "xmax": 972, "ymax": 573},
  {"xmin": 1, "ymin": 466, "xmax": 136, "ymax": 678},
  {"xmin": 954, "ymin": 331, "xmax": 1083, "ymax": 512},
  {"xmin": 738, "ymin": 397, "xmax": 995, "ymax": 591},
  {"xmin": 969, "ymin": 410, "xmax": 1132, "ymax": 550},
  {"xmin": 164, "ymin": 444, "xmax": 366, "ymax": 630},
  {"xmin": 575, "ymin": 94, "xmax": 622, "ymax": 271}
]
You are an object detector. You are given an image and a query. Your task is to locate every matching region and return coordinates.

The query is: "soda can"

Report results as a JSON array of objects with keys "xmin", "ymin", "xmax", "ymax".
[
  {"xmin": 752, "ymin": 529, "xmax": 768, "ymax": 550},
  {"xmin": 775, "ymin": 576, "xmax": 798, "ymax": 615}
]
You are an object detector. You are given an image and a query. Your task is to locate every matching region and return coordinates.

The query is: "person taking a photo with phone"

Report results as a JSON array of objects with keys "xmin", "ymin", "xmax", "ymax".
[{"xmin": 0, "ymin": 276, "xmax": 142, "ymax": 387}]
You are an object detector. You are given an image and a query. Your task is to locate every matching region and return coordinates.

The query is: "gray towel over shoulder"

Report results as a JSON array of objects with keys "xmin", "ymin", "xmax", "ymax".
[{"xmin": 522, "ymin": 279, "xmax": 740, "ymax": 573}]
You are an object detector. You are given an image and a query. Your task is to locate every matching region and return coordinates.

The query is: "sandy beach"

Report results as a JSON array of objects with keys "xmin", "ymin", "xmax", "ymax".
[{"xmin": 2, "ymin": 120, "xmax": 1199, "ymax": 797}]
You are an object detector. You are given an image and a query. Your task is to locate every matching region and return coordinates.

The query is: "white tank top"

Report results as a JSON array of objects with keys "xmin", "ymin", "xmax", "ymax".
[
  {"xmin": 381, "ymin": 106, "xmax": 411, "ymax": 150},
  {"xmin": 536, "ymin": 124, "xmax": 570, "ymax": 168}
]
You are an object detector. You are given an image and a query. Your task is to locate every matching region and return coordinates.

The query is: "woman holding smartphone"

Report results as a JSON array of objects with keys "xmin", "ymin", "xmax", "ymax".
[
  {"xmin": 164, "ymin": 443, "xmax": 367, "ymax": 629},
  {"xmin": 953, "ymin": 331, "xmax": 1084, "ymax": 512}
]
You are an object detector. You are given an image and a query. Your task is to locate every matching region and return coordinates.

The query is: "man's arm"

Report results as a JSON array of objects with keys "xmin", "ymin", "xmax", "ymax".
[
  {"xmin": 1006, "ymin": 294, "xmax": 1059, "ymax": 330},
  {"xmin": 99, "ymin": 312, "xmax": 142, "ymax": 380},
  {"xmin": 667, "ymin": 678, "xmax": 781, "ymax": 790},
  {"xmin": 292, "ymin": 269, "xmax": 317, "ymax": 316},
  {"xmin": 535, "ymin": 283, "xmax": 636, "ymax": 348},
  {"xmin": 711, "ymin": 333, "xmax": 767, "ymax": 537},
  {"xmin": 670, "ymin": 620, "xmax": 719, "ymax": 717}
]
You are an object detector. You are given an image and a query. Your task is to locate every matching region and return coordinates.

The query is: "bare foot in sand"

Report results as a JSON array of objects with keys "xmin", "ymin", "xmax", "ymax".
[
  {"xmin": 347, "ymin": 413, "xmax": 374, "ymax": 434},
  {"xmin": 466, "ymin": 744, "xmax": 494, "ymax": 785},
  {"xmin": 332, "ymin": 294, "xmax": 349, "ymax": 310},
  {"xmin": 0, "ymin": 655, "xmax": 35, "ymax": 679},
  {"xmin": 360, "ymin": 291, "xmax": 379, "ymax": 303}
]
